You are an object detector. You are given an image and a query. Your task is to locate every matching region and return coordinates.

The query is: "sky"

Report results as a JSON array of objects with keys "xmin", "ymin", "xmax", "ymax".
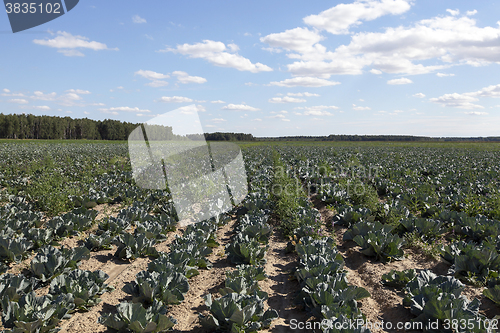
[{"xmin": 1, "ymin": 0, "xmax": 500, "ymax": 137}]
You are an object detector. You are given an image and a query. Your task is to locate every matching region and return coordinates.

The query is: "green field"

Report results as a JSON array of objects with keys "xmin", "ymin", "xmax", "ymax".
[{"xmin": 1, "ymin": 140, "xmax": 500, "ymax": 332}]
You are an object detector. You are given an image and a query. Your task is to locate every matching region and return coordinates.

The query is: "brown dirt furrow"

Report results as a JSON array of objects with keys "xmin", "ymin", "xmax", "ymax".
[
  {"xmin": 58, "ymin": 221, "xmax": 186, "ymax": 332},
  {"xmin": 260, "ymin": 231, "xmax": 310, "ymax": 333},
  {"xmin": 168, "ymin": 217, "xmax": 237, "ymax": 333}
]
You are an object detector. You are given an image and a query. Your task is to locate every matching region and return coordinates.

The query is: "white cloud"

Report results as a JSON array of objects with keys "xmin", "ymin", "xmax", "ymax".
[
  {"xmin": 304, "ymin": 110, "xmax": 333, "ymax": 116},
  {"xmin": 211, "ymin": 100, "xmax": 225, "ymax": 104},
  {"xmin": 267, "ymin": 11, "xmax": 500, "ymax": 78},
  {"xmin": 282, "ymin": 118, "xmax": 291, "ymax": 122},
  {"xmin": 205, "ymin": 124, "xmax": 216, "ymax": 128},
  {"xmin": 66, "ymin": 89, "xmax": 90, "ymax": 94},
  {"xmin": 260, "ymin": 27, "xmax": 324, "ymax": 54},
  {"xmin": 146, "ymin": 80, "xmax": 169, "ymax": 87},
  {"xmin": 466, "ymin": 10, "xmax": 477, "ymax": 16},
  {"xmin": 252, "ymin": 118, "xmax": 262, "ymax": 121},
  {"xmin": 157, "ymin": 96, "xmax": 193, "ymax": 103},
  {"xmin": 270, "ymin": 77, "xmax": 340, "ymax": 87},
  {"xmin": 135, "ymin": 70, "xmax": 169, "ymax": 80},
  {"xmin": 58, "ymin": 93, "xmax": 83, "ymax": 106},
  {"xmin": 221, "ymin": 104, "xmax": 260, "ymax": 111},
  {"xmin": 8, "ymin": 99, "xmax": 28, "ymax": 104},
  {"xmin": 32, "ymin": 106, "xmax": 50, "ymax": 110},
  {"xmin": 387, "ymin": 78, "xmax": 413, "ymax": 85},
  {"xmin": 132, "ymin": 15, "xmax": 147, "ymax": 24},
  {"xmin": 352, "ymin": 104, "xmax": 371, "ymax": 110},
  {"xmin": 1, "ymin": 90, "xmax": 25, "ymax": 97},
  {"xmin": 287, "ymin": 92, "xmax": 320, "ymax": 97},
  {"xmin": 303, "ymin": 0, "xmax": 412, "ymax": 35},
  {"xmin": 446, "ymin": 9, "xmax": 460, "ymax": 16},
  {"xmin": 99, "ymin": 106, "xmax": 150, "ymax": 113},
  {"xmin": 413, "ymin": 93, "xmax": 426, "ymax": 98},
  {"xmin": 172, "ymin": 71, "xmax": 207, "ymax": 84},
  {"xmin": 135, "ymin": 70, "xmax": 170, "ymax": 87},
  {"xmin": 295, "ymin": 105, "xmax": 339, "ymax": 112},
  {"xmin": 211, "ymin": 118, "xmax": 226, "ymax": 123},
  {"xmin": 430, "ymin": 93, "xmax": 483, "ymax": 109},
  {"xmin": 31, "ymin": 91, "xmax": 56, "ymax": 101},
  {"xmin": 436, "ymin": 72, "xmax": 455, "ymax": 77},
  {"xmin": 269, "ymin": 96, "xmax": 306, "ymax": 103},
  {"xmin": 163, "ymin": 40, "xmax": 272, "ymax": 73},
  {"xmin": 83, "ymin": 111, "xmax": 90, "ymax": 115},
  {"xmin": 370, "ymin": 69, "xmax": 382, "ymax": 74},
  {"xmin": 430, "ymin": 84, "xmax": 500, "ymax": 109},
  {"xmin": 33, "ymin": 31, "xmax": 117, "ymax": 56},
  {"xmin": 465, "ymin": 111, "xmax": 488, "ymax": 115}
]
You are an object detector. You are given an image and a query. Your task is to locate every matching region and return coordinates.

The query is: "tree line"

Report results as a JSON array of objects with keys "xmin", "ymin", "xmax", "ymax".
[
  {"xmin": 0, "ymin": 113, "xmax": 140, "ymax": 140},
  {"xmin": 0, "ymin": 113, "xmax": 256, "ymax": 141},
  {"xmin": 258, "ymin": 135, "xmax": 500, "ymax": 142}
]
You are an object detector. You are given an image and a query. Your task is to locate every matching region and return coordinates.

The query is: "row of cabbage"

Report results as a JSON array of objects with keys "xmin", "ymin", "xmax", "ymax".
[
  {"xmin": 0, "ymin": 192, "xmax": 181, "ymax": 332},
  {"xmin": 200, "ymin": 192, "xmax": 278, "ymax": 332},
  {"xmin": 274, "ymin": 145, "xmax": 500, "ymax": 327},
  {"xmin": 270, "ymin": 151, "xmax": 373, "ymax": 333},
  {"xmin": 99, "ymin": 213, "xmax": 229, "ymax": 332},
  {"xmin": 382, "ymin": 268, "xmax": 496, "ymax": 332}
]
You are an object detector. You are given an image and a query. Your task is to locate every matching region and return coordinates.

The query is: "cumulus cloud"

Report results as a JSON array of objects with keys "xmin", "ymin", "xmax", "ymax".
[
  {"xmin": 99, "ymin": 106, "xmax": 150, "ymax": 113},
  {"xmin": 66, "ymin": 89, "xmax": 90, "ymax": 94},
  {"xmin": 3, "ymin": 89, "xmax": 10, "ymax": 93},
  {"xmin": 33, "ymin": 31, "xmax": 118, "ymax": 56},
  {"xmin": 260, "ymin": 27, "xmax": 324, "ymax": 53},
  {"xmin": 446, "ymin": 9, "xmax": 460, "ymax": 16},
  {"xmin": 303, "ymin": 0, "xmax": 411, "ymax": 35},
  {"xmin": 295, "ymin": 105, "xmax": 339, "ymax": 112},
  {"xmin": 157, "ymin": 96, "xmax": 193, "ymax": 103},
  {"xmin": 269, "ymin": 96, "xmax": 306, "ymax": 103},
  {"xmin": 32, "ymin": 106, "xmax": 51, "ymax": 110},
  {"xmin": 287, "ymin": 92, "xmax": 320, "ymax": 97},
  {"xmin": 387, "ymin": 78, "xmax": 413, "ymax": 85},
  {"xmin": 135, "ymin": 70, "xmax": 169, "ymax": 80},
  {"xmin": 436, "ymin": 72, "xmax": 455, "ymax": 77},
  {"xmin": 132, "ymin": 15, "xmax": 147, "ymax": 24},
  {"xmin": 211, "ymin": 100, "xmax": 225, "ymax": 104},
  {"xmin": 221, "ymin": 104, "xmax": 260, "ymax": 111},
  {"xmin": 465, "ymin": 111, "xmax": 488, "ymax": 115},
  {"xmin": 262, "ymin": 10, "xmax": 500, "ymax": 78},
  {"xmin": 430, "ymin": 84, "xmax": 500, "ymax": 109},
  {"xmin": 162, "ymin": 40, "xmax": 272, "ymax": 73},
  {"xmin": 31, "ymin": 91, "xmax": 57, "ymax": 101},
  {"xmin": 304, "ymin": 110, "xmax": 334, "ymax": 116},
  {"xmin": 172, "ymin": 71, "xmax": 207, "ymax": 84},
  {"xmin": 430, "ymin": 93, "xmax": 483, "ymax": 109},
  {"xmin": 8, "ymin": 99, "xmax": 29, "ymax": 104},
  {"xmin": 352, "ymin": 104, "xmax": 371, "ymax": 110},
  {"xmin": 413, "ymin": 93, "xmax": 426, "ymax": 98},
  {"xmin": 146, "ymin": 81, "xmax": 169, "ymax": 87},
  {"xmin": 269, "ymin": 77, "xmax": 340, "ymax": 87},
  {"xmin": 211, "ymin": 118, "xmax": 226, "ymax": 123}
]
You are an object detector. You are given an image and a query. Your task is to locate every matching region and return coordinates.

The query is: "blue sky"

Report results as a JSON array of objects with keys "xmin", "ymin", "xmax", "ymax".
[{"xmin": 1, "ymin": 0, "xmax": 500, "ymax": 137}]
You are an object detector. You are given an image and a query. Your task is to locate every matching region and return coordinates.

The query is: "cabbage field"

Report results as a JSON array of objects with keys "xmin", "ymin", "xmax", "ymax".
[{"xmin": 0, "ymin": 141, "xmax": 500, "ymax": 333}]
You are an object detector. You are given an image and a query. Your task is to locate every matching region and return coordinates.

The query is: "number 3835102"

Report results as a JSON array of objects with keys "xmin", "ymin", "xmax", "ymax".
[{"xmin": 5, "ymin": 2, "xmax": 61, "ymax": 14}]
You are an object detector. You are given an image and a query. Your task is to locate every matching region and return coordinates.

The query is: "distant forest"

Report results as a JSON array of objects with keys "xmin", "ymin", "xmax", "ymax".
[
  {"xmin": 0, "ymin": 113, "xmax": 255, "ymax": 141},
  {"xmin": 258, "ymin": 135, "xmax": 500, "ymax": 142},
  {"xmin": 0, "ymin": 113, "xmax": 498, "ymax": 142}
]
